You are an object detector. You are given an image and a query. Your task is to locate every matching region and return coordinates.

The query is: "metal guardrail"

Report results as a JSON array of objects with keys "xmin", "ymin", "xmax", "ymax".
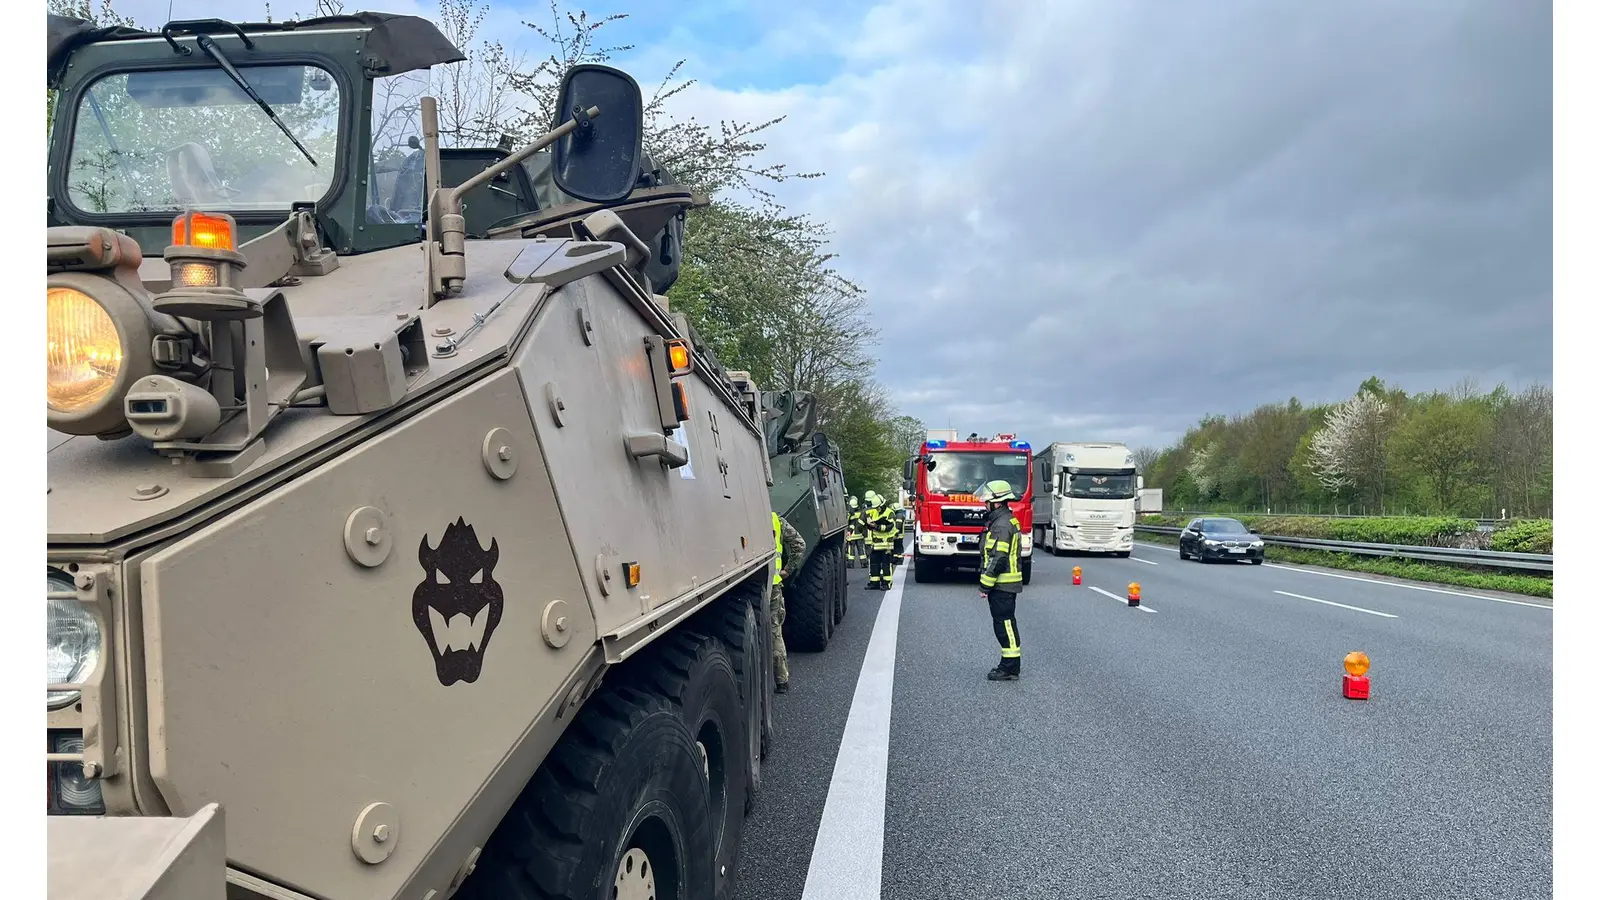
[
  {"xmin": 1158, "ymin": 510, "xmax": 1513, "ymax": 530},
  {"xmin": 1134, "ymin": 525, "xmax": 1554, "ymax": 573}
]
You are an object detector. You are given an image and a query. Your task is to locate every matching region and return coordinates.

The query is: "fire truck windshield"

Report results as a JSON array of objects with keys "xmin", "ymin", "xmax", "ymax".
[{"xmin": 924, "ymin": 452, "xmax": 1030, "ymax": 497}]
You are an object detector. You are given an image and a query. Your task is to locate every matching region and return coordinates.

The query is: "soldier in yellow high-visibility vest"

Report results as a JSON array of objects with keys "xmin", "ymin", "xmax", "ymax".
[
  {"xmin": 975, "ymin": 479, "xmax": 1024, "ymax": 681},
  {"xmin": 771, "ymin": 511, "xmax": 805, "ymax": 693}
]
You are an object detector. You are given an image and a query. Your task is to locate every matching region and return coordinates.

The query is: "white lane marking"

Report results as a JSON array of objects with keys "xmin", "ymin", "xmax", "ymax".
[
  {"xmin": 800, "ymin": 568, "xmax": 904, "ymax": 899},
  {"xmin": 1130, "ymin": 555, "xmax": 1159, "ymax": 566},
  {"xmin": 1133, "ymin": 542, "xmax": 1552, "ymax": 611},
  {"xmin": 1261, "ymin": 563, "xmax": 1553, "ymax": 610},
  {"xmin": 1272, "ymin": 589, "xmax": 1399, "ymax": 619},
  {"xmin": 1087, "ymin": 585, "xmax": 1159, "ymax": 613}
]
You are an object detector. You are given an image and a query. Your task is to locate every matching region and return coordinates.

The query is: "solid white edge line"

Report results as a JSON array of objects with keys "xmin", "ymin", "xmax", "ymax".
[
  {"xmin": 1133, "ymin": 542, "xmax": 1552, "ymax": 610},
  {"xmin": 1272, "ymin": 589, "xmax": 1399, "ymax": 619},
  {"xmin": 1087, "ymin": 584, "xmax": 1159, "ymax": 613},
  {"xmin": 799, "ymin": 568, "xmax": 904, "ymax": 900}
]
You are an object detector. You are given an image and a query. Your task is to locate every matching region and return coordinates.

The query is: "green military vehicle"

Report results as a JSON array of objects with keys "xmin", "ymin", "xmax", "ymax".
[
  {"xmin": 47, "ymin": 10, "xmax": 792, "ymax": 900},
  {"xmin": 729, "ymin": 386, "xmax": 850, "ymax": 652}
]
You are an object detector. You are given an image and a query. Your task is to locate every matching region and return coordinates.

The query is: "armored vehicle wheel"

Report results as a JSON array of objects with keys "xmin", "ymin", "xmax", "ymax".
[
  {"xmin": 827, "ymin": 544, "xmax": 847, "ymax": 625},
  {"xmin": 836, "ymin": 543, "xmax": 849, "ymax": 619},
  {"xmin": 1020, "ymin": 558, "xmax": 1033, "ymax": 585},
  {"xmin": 458, "ymin": 681, "xmax": 716, "ymax": 900},
  {"xmin": 696, "ymin": 585, "xmax": 769, "ymax": 813},
  {"xmin": 784, "ymin": 552, "xmax": 833, "ymax": 653},
  {"xmin": 624, "ymin": 631, "xmax": 750, "ymax": 900}
]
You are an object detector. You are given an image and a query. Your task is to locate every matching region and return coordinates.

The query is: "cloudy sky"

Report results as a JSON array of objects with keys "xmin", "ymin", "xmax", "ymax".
[{"xmin": 108, "ymin": 0, "xmax": 1553, "ymax": 449}]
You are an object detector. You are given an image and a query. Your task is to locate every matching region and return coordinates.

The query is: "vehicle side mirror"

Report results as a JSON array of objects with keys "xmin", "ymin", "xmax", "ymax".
[
  {"xmin": 813, "ymin": 432, "xmax": 832, "ymax": 457},
  {"xmin": 550, "ymin": 64, "xmax": 644, "ymax": 204},
  {"xmin": 903, "ymin": 458, "xmax": 915, "ymax": 481},
  {"xmin": 1249, "ymin": 528, "xmax": 1260, "ymax": 534}
]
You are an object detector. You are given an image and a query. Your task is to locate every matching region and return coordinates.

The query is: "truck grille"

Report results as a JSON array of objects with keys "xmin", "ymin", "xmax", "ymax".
[
  {"xmin": 941, "ymin": 507, "xmax": 986, "ymax": 527},
  {"xmin": 1080, "ymin": 523, "xmax": 1118, "ymax": 542}
]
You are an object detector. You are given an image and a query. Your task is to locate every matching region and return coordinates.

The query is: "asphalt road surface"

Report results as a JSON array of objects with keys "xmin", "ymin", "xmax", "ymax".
[{"xmin": 733, "ymin": 544, "xmax": 1552, "ymax": 900}]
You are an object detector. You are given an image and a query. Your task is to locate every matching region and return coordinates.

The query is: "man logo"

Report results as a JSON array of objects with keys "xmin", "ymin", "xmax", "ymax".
[{"xmin": 412, "ymin": 517, "xmax": 504, "ymax": 686}]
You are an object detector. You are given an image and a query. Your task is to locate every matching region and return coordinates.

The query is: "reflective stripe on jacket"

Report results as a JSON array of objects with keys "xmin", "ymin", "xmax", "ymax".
[
  {"xmin": 979, "ymin": 508, "xmax": 1023, "ymax": 590},
  {"xmin": 866, "ymin": 508, "xmax": 896, "ymax": 549}
]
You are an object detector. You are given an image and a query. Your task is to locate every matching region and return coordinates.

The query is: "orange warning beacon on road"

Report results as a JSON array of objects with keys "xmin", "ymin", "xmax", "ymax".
[{"xmin": 1343, "ymin": 651, "xmax": 1371, "ymax": 700}]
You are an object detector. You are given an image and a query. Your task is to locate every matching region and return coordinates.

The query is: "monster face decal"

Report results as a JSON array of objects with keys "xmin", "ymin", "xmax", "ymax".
[{"xmin": 412, "ymin": 517, "xmax": 504, "ymax": 686}]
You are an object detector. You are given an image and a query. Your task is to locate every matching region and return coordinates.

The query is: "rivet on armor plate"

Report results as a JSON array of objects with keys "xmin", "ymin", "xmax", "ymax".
[
  {"xmin": 481, "ymin": 428, "xmax": 517, "ymax": 480},
  {"xmin": 542, "ymin": 599, "xmax": 573, "ymax": 649},
  {"xmin": 451, "ymin": 847, "xmax": 483, "ymax": 889},
  {"xmin": 545, "ymin": 383, "xmax": 567, "ymax": 427},
  {"xmin": 576, "ymin": 306, "xmax": 594, "ymax": 345},
  {"xmin": 351, "ymin": 802, "xmax": 399, "ymax": 865},
  {"xmin": 343, "ymin": 507, "xmax": 393, "ymax": 568},
  {"xmin": 131, "ymin": 483, "xmax": 169, "ymax": 501}
]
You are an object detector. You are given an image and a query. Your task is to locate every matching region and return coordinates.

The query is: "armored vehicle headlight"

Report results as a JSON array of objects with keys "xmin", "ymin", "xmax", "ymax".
[
  {"xmin": 47, "ymin": 570, "xmax": 101, "ymax": 710},
  {"xmin": 47, "ymin": 275, "xmax": 160, "ymax": 437},
  {"xmin": 47, "ymin": 287, "xmax": 123, "ymax": 414}
]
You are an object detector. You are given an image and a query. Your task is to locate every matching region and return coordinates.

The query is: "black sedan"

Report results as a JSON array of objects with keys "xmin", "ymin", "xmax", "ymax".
[{"xmin": 1178, "ymin": 517, "xmax": 1266, "ymax": 564}]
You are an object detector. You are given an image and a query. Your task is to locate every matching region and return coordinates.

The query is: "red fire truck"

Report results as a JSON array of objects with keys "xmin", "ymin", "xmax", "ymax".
[{"xmin": 902, "ymin": 430, "xmax": 1035, "ymax": 584}]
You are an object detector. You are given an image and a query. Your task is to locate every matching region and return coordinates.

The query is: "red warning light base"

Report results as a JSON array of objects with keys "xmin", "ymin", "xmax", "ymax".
[
  {"xmin": 1342, "ymin": 674, "xmax": 1370, "ymax": 700},
  {"xmin": 1072, "ymin": 574, "xmax": 1082, "ymax": 585},
  {"xmin": 1126, "ymin": 595, "xmax": 1140, "ymax": 607}
]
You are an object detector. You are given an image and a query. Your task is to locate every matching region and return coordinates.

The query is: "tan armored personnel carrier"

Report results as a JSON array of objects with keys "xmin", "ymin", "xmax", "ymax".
[{"xmin": 47, "ymin": 11, "xmax": 783, "ymax": 900}]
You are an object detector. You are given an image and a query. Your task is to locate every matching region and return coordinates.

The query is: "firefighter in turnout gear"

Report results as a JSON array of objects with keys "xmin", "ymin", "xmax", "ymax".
[
  {"xmin": 772, "ymin": 511, "xmax": 806, "ymax": 693},
  {"xmin": 975, "ymin": 479, "xmax": 1024, "ymax": 681},
  {"xmin": 864, "ymin": 492, "xmax": 897, "ymax": 590},
  {"xmin": 846, "ymin": 495, "xmax": 866, "ymax": 568}
]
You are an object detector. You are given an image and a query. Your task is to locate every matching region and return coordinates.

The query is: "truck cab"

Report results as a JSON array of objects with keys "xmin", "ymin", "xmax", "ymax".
[
  {"xmin": 1031, "ymin": 442, "xmax": 1139, "ymax": 557},
  {"xmin": 906, "ymin": 432, "xmax": 1034, "ymax": 584}
]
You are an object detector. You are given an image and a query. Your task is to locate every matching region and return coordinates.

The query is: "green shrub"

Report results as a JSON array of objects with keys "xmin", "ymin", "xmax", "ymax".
[
  {"xmin": 1141, "ymin": 513, "xmax": 1480, "ymax": 546},
  {"xmin": 1491, "ymin": 519, "xmax": 1553, "ymax": 554}
]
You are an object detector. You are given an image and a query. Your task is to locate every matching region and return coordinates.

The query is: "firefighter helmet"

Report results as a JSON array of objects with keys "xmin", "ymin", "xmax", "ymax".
[{"xmin": 974, "ymin": 480, "xmax": 1017, "ymax": 504}]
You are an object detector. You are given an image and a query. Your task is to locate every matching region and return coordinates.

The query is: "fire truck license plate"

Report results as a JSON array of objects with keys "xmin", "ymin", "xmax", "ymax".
[{"xmin": 960, "ymin": 535, "xmax": 979, "ymax": 545}]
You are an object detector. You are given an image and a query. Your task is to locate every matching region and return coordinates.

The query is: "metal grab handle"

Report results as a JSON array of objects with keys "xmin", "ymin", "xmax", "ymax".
[{"xmin": 624, "ymin": 432, "xmax": 689, "ymax": 469}]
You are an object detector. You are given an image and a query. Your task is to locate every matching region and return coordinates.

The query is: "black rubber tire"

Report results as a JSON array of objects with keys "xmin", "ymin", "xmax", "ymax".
[
  {"xmin": 1179, "ymin": 545, "xmax": 1190, "ymax": 560},
  {"xmin": 1116, "ymin": 551, "xmax": 1132, "ymax": 559},
  {"xmin": 913, "ymin": 555, "xmax": 939, "ymax": 583},
  {"xmin": 784, "ymin": 551, "xmax": 832, "ymax": 653},
  {"xmin": 1020, "ymin": 558, "xmax": 1033, "ymax": 585},
  {"xmin": 1251, "ymin": 557, "xmax": 1264, "ymax": 565},
  {"xmin": 695, "ymin": 588, "xmax": 767, "ymax": 815},
  {"xmin": 837, "ymin": 543, "xmax": 849, "ymax": 620},
  {"xmin": 456, "ymin": 681, "xmax": 716, "ymax": 900},
  {"xmin": 832, "ymin": 538, "xmax": 857, "ymax": 624},
  {"xmin": 624, "ymin": 631, "xmax": 749, "ymax": 900}
]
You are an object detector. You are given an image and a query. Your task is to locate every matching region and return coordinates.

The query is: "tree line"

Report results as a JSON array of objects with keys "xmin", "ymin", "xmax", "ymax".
[
  {"xmin": 1138, "ymin": 377, "xmax": 1553, "ymax": 519},
  {"xmin": 46, "ymin": 0, "xmax": 923, "ymax": 498}
]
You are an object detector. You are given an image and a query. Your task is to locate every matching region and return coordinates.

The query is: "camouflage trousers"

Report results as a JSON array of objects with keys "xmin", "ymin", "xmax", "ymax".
[{"xmin": 771, "ymin": 583, "xmax": 789, "ymax": 685}]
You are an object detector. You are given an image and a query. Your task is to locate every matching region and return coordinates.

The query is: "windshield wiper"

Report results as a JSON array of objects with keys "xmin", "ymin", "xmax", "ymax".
[{"xmin": 193, "ymin": 33, "xmax": 318, "ymax": 168}]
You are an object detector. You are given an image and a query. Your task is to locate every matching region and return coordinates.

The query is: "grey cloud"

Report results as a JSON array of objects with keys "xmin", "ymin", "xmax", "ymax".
[{"xmin": 808, "ymin": 0, "xmax": 1553, "ymax": 447}]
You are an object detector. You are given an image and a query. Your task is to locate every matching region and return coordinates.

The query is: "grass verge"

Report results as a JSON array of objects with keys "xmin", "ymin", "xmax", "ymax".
[{"xmin": 1135, "ymin": 532, "xmax": 1553, "ymax": 599}]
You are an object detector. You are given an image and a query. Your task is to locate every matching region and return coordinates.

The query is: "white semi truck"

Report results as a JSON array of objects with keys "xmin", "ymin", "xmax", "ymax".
[{"xmin": 1030, "ymin": 442, "xmax": 1140, "ymax": 557}]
